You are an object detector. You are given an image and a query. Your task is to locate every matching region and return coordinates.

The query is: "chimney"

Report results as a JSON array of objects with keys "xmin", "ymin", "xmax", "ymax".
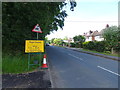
[{"xmin": 106, "ymin": 24, "xmax": 109, "ymax": 28}]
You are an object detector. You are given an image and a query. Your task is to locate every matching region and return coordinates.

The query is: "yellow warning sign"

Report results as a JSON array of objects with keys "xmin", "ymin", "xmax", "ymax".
[{"xmin": 25, "ymin": 40, "xmax": 44, "ymax": 53}]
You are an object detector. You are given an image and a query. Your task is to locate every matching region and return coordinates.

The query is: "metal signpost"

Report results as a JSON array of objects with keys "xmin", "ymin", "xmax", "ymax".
[{"xmin": 25, "ymin": 24, "xmax": 44, "ymax": 70}]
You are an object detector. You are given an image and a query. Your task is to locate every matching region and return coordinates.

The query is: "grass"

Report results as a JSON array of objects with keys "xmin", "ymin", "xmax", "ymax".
[
  {"xmin": 57, "ymin": 45, "xmax": 119, "ymax": 57},
  {"xmin": 2, "ymin": 52, "xmax": 43, "ymax": 74},
  {"xmin": 81, "ymin": 48, "xmax": 119, "ymax": 57}
]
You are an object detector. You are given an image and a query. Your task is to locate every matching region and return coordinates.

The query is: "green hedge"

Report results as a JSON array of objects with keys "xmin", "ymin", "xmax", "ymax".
[
  {"xmin": 114, "ymin": 42, "xmax": 120, "ymax": 52},
  {"xmin": 87, "ymin": 41, "xmax": 96, "ymax": 50},
  {"xmin": 82, "ymin": 41, "xmax": 90, "ymax": 49},
  {"xmin": 70, "ymin": 42, "xmax": 76, "ymax": 47},
  {"xmin": 95, "ymin": 41, "xmax": 106, "ymax": 52},
  {"xmin": 83, "ymin": 41, "xmax": 106, "ymax": 52}
]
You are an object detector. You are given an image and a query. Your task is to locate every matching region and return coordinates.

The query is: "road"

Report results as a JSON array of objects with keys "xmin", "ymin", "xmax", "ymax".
[{"xmin": 46, "ymin": 46, "xmax": 119, "ymax": 88}]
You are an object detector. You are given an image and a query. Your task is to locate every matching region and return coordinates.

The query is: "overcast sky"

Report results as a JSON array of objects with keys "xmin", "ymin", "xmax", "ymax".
[{"xmin": 47, "ymin": 0, "xmax": 119, "ymax": 40}]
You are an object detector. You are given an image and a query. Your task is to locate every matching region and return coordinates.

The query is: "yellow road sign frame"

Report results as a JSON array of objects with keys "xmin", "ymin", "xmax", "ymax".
[{"xmin": 25, "ymin": 40, "xmax": 44, "ymax": 53}]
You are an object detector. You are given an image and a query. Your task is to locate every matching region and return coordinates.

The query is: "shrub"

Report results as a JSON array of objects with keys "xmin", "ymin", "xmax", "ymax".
[
  {"xmin": 94, "ymin": 41, "xmax": 106, "ymax": 52},
  {"xmin": 104, "ymin": 51, "xmax": 111, "ymax": 54},
  {"xmin": 87, "ymin": 41, "xmax": 96, "ymax": 50},
  {"xmin": 83, "ymin": 41, "xmax": 90, "ymax": 49},
  {"xmin": 75, "ymin": 43, "xmax": 80, "ymax": 48},
  {"xmin": 63, "ymin": 42, "xmax": 69, "ymax": 47},
  {"xmin": 83, "ymin": 41, "xmax": 107, "ymax": 52},
  {"xmin": 70, "ymin": 42, "xmax": 75, "ymax": 47},
  {"xmin": 114, "ymin": 42, "xmax": 120, "ymax": 52}
]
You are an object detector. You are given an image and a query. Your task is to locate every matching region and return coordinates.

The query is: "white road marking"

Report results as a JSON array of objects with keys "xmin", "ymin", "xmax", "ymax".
[
  {"xmin": 97, "ymin": 66, "xmax": 120, "ymax": 76},
  {"xmin": 68, "ymin": 53, "xmax": 83, "ymax": 61}
]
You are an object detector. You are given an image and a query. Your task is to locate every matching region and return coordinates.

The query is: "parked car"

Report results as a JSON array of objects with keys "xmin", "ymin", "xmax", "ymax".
[{"xmin": 46, "ymin": 43, "xmax": 50, "ymax": 46}]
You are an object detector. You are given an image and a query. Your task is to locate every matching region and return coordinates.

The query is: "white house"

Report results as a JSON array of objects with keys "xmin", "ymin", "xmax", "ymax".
[
  {"xmin": 83, "ymin": 30, "xmax": 104, "ymax": 41},
  {"xmin": 63, "ymin": 38, "xmax": 74, "ymax": 43}
]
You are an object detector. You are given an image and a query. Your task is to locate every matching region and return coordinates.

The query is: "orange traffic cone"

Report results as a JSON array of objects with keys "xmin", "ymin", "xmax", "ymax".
[{"xmin": 41, "ymin": 54, "xmax": 48, "ymax": 69}]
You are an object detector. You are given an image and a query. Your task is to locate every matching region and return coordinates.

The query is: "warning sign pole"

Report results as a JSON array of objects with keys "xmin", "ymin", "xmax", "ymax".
[
  {"xmin": 28, "ymin": 53, "xmax": 30, "ymax": 70},
  {"xmin": 25, "ymin": 24, "xmax": 45, "ymax": 70},
  {"xmin": 37, "ymin": 33, "xmax": 38, "ymax": 40}
]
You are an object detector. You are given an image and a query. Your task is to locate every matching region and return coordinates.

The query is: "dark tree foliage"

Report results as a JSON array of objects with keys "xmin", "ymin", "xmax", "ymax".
[
  {"xmin": 70, "ymin": 0, "xmax": 77, "ymax": 11},
  {"xmin": 2, "ymin": 2, "xmax": 67, "ymax": 51},
  {"xmin": 73, "ymin": 35, "xmax": 86, "ymax": 48}
]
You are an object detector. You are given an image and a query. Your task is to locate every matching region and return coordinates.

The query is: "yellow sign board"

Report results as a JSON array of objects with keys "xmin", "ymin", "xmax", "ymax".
[{"xmin": 25, "ymin": 40, "xmax": 44, "ymax": 53}]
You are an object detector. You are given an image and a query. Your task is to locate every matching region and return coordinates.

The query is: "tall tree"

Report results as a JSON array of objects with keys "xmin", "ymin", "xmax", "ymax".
[
  {"xmin": 73, "ymin": 35, "xmax": 86, "ymax": 48},
  {"xmin": 2, "ymin": 2, "xmax": 67, "ymax": 51},
  {"xmin": 102, "ymin": 26, "xmax": 120, "ymax": 53},
  {"xmin": 53, "ymin": 38, "xmax": 63, "ymax": 46}
]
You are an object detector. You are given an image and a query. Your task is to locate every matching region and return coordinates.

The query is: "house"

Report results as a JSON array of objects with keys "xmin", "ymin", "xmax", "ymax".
[
  {"xmin": 63, "ymin": 37, "xmax": 74, "ymax": 47},
  {"xmin": 63, "ymin": 38, "xmax": 74, "ymax": 43},
  {"xmin": 83, "ymin": 30, "xmax": 104, "ymax": 41}
]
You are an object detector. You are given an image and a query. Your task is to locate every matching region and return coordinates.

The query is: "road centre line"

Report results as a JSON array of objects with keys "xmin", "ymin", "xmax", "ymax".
[
  {"xmin": 97, "ymin": 66, "xmax": 120, "ymax": 76},
  {"xmin": 68, "ymin": 53, "xmax": 83, "ymax": 61}
]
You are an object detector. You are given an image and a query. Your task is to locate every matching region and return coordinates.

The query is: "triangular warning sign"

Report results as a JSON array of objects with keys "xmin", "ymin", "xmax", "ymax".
[{"xmin": 32, "ymin": 24, "xmax": 42, "ymax": 33}]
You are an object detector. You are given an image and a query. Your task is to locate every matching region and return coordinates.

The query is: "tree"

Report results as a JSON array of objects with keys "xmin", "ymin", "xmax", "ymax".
[
  {"xmin": 53, "ymin": 38, "xmax": 63, "ymax": 46},
  {"xmin": 2, "ymin": 2, "xmax": 67, "ymax": 52},
  {"xmin": 63, "ymin": 36, "xmax": 68, "ymax": 40},
  {"xmin": 73, "ymin": 35, "xmax": 86, "ymax": 48},
  {"xmin": 45, "ymin": 37, "xmax": 50, "ymax": 44},
  {"xmin": 102, "ymin": 26, "xmax": 120, "ymax": 53},
  {"xmin": 50, "ymin": 38, "xmax": 55, "ymax": 44},
  {"xmin": 70, "ymin": 0, "xmax": 77, "ymax": 11}
]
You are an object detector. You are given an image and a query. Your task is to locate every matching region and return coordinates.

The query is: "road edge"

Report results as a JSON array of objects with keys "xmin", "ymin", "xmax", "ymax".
[
  {"xmin": 46, "ymin": 54, "xmax": 54, "ymax": 88},
  {"xmin": 65, "ymin": 47, "xmax": 120, "ymax": 61}
]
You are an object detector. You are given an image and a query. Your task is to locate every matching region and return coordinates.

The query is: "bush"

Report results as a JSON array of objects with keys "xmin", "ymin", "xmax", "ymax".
[
  {"xmin": 63, "ymin": 42, "xmax": 69, "ymax": 47},
  {"xmin": 70, "ymin": 42, "xmax": 75, "ymax": 47},
  {"xmin": 104, "ymin": 51, "xmax": 111, "ymax": 54},
  {"xmin": 75, "ymin": 43, "xmax": 80, "ymax": 48},
  {"xmin": 83, "ymin": 41, "xmax": 90, "ymax": 49},
  {"xmin": 94, "ymin": 41, "xmax": 106, "ymax": 52},
  {"xmin": 83, "ymin": 41, "xmax": 107, "ymax": 52},
  {"xmin": 87, "ymin": 41, "xmax": 96, "ymax": 50},
  {"xmin": 114, "ymin": 42, "xmax": 120, "ymax": 52}
]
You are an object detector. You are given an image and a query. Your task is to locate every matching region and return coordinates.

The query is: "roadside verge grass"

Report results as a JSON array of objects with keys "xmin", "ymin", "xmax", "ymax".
[
  {"xmin": 57, "ymin": 45, "xmax": 119, "ymax": 57},
  {"xmin": 2, "ymin": 52, "xmax": 43, "ymax": 74},
  {"xmin": 81, "ymin": 48, "xmax": 119, "ymax": 57}
]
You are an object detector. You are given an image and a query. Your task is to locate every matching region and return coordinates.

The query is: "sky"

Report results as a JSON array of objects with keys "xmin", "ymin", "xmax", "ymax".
[{"xmin": 46, "ymin": 0, "xmax": 119, "ymax": 40}]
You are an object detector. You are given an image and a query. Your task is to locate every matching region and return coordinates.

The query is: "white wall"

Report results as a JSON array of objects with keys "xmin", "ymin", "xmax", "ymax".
[{"xmin": 85, "ymin": 36, "xmax": 104, "ymax": 41}]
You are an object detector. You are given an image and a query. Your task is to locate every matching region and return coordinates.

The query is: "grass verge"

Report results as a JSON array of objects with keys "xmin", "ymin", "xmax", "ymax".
[
  {"xmin": 57, "ymin": 45, "xmax": 119, "ymax": 57},
  {"xmin": 2, "ymin": 52, "xmax": 43, "ymax": 74},
  {"xmin": 81, "ymin": 48, "xmax": 119, "ymax": 57}
]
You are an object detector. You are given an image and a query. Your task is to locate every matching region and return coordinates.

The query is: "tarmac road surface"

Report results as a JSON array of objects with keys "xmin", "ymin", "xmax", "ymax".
[{"xmin": 46, "ymin": 46, "xmax": 119, "ymax": 88}]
